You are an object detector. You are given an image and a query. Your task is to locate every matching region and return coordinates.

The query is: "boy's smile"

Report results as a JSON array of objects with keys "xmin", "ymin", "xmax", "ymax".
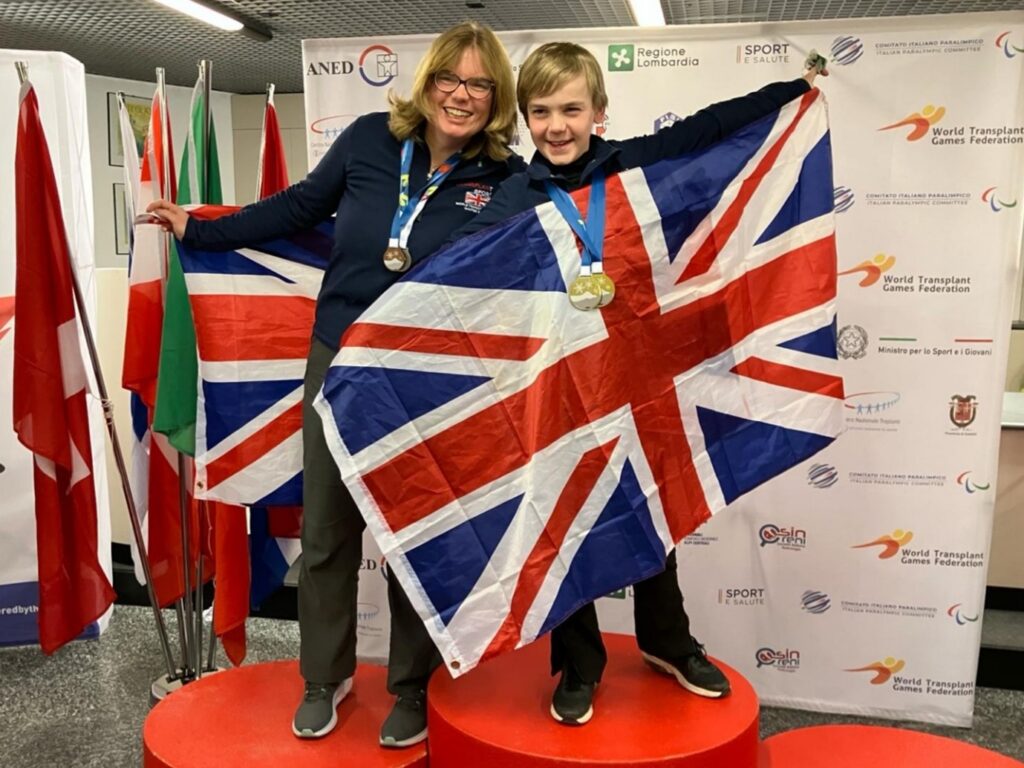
[{"xmin": 526, "ymin": 74, "xmax": 605, "ymax": 166}]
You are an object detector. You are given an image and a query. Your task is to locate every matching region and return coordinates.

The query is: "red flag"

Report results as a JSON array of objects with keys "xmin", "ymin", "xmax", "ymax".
[
  {"xmin": 13, "ymin": 82, "xmax": 116, "ymax": 654},
  {"xmin": 256, "ymin": 88, "xmax": 289, "ymax": 199}
]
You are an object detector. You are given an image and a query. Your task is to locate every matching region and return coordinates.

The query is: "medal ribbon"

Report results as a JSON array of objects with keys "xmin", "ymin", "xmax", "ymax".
[
  {"xmin": 389, "ymin": 138, "xmax": 461, "ymax": 249},
  {"xmin": 543, "ymin": 167, "xmax": 606, "ymax": 270}
]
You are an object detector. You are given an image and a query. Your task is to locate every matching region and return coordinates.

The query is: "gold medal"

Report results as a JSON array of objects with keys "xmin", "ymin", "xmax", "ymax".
[
  {"xmin": 383, "ymin": 245, "xmax": 411, "ymax": 273},
  {"xmin": 568, "ymin": 274, "xmax": 601, "ymax": 311},
  {"xmin": 592, "ymin": 273, "xmax": 616, "ymax": 308}
]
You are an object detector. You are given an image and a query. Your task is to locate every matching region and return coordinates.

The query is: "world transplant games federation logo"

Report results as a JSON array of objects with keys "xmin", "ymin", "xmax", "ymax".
[{"xmin": 360, "ymin": 44, "xmax": 398, "ymax": 87}]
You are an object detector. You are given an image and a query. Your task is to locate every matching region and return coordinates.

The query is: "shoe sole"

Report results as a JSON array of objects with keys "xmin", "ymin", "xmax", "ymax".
[
  {"xmin": 549, "ymin": 702, "xmax": 593, "ymax": 726},
  {"xmin": 380, "ymin": 727, "xmax": 428, "ymax": 749},
  {"xmin": 292, "ymin": 677, "xmax": 354, "ymax": 739},
  {"xmin": 641, "ymin": 652, "xmax": 730, "ymax": 699}
]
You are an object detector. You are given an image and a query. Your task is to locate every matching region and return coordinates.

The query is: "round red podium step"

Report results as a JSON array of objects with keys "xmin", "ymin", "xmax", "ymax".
[
  {"xmin": 761, "ymin": 725, "xmax": 1023, "ymax": 767},
  {"xmin": 143, "ymin": 660, "xmax": 426, "ymax": 768},
  {"xmin": 427, "ymin": 633, "xmax": 760, "ymax": 768}
]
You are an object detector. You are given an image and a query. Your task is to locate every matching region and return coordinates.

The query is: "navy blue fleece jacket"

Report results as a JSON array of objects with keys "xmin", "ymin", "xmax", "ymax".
[{"xmin": 180, "ymin": 111, "xmax": 525, "ymax": 349}]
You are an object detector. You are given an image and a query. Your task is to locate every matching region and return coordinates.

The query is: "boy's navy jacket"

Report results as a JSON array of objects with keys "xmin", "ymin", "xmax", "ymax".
[
  {"xmin": 181, "ymin": 111, "xmax": 526, "ymax": 349},
  {"xmin": 448, "ymin": 78, "xmax": 812, "ymax": 244}
]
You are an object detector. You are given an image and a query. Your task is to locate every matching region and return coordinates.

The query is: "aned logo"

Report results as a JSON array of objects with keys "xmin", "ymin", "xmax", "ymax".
[
  {"xmin": 879, "ymin": 105, "xmax": 945, "ymax": 141},
  {"xmin": 360, "ymin": 44, "xmax": 398, "ymax": 87}
]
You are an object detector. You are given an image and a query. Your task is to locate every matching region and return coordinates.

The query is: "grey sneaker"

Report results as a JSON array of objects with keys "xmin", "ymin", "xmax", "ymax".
[
  {"xmin": 291, "ymin": 677, "xmax": 353, "ymax": 738},
  {"xmin": 379, "ymin": 691, "xmax": 427, "ymax": 748}
]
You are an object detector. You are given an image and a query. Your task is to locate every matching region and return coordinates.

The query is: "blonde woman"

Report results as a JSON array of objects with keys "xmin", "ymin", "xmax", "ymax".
[{"xmin": 149, "ymin": 21, "xmax": 522, "ymax": 748}]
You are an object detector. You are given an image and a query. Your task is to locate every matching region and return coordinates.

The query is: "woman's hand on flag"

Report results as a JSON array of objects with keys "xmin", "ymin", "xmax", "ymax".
[{"xmin": 146, "ymin": 199, "xmax": 190, "ymax": 239}]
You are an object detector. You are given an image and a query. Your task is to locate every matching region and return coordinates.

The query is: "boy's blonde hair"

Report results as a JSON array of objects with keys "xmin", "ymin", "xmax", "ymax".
[
  {"xmin": 388, "ymin": 21, "xmax": 517, "ymax": 161},
  {"xmin": 516, "ymin": 42, "xmax": 608, "ymax": 118}
]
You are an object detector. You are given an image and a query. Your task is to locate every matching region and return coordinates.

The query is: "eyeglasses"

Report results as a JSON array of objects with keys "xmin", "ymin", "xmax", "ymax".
[{"xmin": 433, "ymin": 71, "xmax": 495, "ymax": 99}]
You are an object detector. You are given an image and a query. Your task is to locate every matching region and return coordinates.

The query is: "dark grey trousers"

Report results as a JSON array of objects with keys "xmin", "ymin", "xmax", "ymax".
[{"xmin": 299, "ymin": 338, "xmax": 441, "ymax": 694}]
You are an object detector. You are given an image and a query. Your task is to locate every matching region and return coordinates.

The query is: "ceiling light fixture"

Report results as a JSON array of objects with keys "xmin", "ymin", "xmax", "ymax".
[
  {"xmin": 627, "ymin": 0, "xmax": 666, "ymax": 27},
  {"xmin": 151, "ymin": 0, "xmax": 273, "ymax": 40}
]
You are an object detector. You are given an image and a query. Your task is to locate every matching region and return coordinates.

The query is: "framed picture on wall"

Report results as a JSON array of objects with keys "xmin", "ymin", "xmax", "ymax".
[
  {"xmin": 113, "ymin": 183, "xmax": 130, "ymax": 256},
  {"xmin": 107, "ymin": 92, "xmax": 150, "ymax": 168}
]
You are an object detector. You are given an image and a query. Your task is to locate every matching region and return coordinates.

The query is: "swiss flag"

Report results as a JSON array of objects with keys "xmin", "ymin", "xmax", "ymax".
[{"xmin": 12, "ymin": 81, "xmax": 116, "ymax": 654}]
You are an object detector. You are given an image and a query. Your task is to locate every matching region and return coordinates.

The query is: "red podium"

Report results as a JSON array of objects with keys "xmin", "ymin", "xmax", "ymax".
[
  {"xmin": 142, "ymin": 660, "xmax": 426, "ymax": 768},
  {"xmin": 427, "ymin": 633, "xmax": 760, "ymax": 768}
]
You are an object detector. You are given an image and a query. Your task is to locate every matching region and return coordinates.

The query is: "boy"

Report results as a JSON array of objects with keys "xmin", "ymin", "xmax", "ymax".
[{"xmin": 449, "ymin": 42, "xmax": 826, "ymax": 725}]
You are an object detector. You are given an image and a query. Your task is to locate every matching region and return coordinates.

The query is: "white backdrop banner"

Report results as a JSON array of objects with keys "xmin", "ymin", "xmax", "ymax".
[
  {"xmin": 302, "ymin": 12, "xmax": 1024, "ymax": 724},
  {"xmin": 0, "ymin": 50, "xmax": 112, "ymax": 646}
]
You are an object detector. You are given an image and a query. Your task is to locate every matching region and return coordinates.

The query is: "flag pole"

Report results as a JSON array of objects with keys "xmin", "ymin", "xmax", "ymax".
[
  {"xmin": 159, "ymin": 64, "xmax": 196, "ymax": 682},
  {"xmin": 15, "ymin": 62, "xmax": 178, "ymax": 682},
  {"xmin": 193, "ymin": 58, "xmax": 214, "ymax": 678},
  {"xmin": 254, "ymin": 83, "xmax": 273, "ymax": 199}
]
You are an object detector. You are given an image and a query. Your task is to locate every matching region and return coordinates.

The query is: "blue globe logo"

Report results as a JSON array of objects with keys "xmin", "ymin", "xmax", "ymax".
[
  {"xmin": 834, "ymin": 186, "xmax": 855, "ymax": 213},
  {"xmin": 802, "ymin": 590, "xmax": 831, "ymax": 614},
  {"xmin": 831, "ymin": 36, "xmax": 864, "ymax": 65}
]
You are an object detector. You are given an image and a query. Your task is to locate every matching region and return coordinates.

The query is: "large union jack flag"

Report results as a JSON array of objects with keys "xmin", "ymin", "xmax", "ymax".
[
  {"xmin": 316, "ymin": 90, "xmax": 843, "ymax": 675},
  {"xmin": 176, "ymin": 207, "xmax": 332, "ymax": 505}
]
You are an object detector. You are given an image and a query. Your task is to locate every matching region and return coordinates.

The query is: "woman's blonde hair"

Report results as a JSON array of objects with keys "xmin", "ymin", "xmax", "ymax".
[
  {"xmin": 516, "ymin": 42, "xmax": 608, "ymax": 118},
  {"xmin": 389, "ymin": 21, "xmax": 517, "ymax": 161}
]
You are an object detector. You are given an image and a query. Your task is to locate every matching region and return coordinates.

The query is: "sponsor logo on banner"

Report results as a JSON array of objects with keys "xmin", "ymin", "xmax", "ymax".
[
  {"xmin": 735, "ymin": 42, "xmax": 791, "ymax": 65},
  {"xmin": 833, "ymin": 186, "xmax": 855, "ymax": 212},
  {"xmin": 309, "ymin": 113, "xmax": 358, "ymax": 141},
  {"xmin": 607, "ymin": 43, "xmax": 699, "ymax": 71},
  {"xmin": 838, "ymin": 254, "xmax": 896, "ymax": 287},
  {"xmin": 607, "ymin": 585, "xmax": 635, "ymax": 600},
  {"xmin": 654, "ymin": 112, "xmax": 683, "ymax": 132},
  {"xmin": 360, "ymin": 556, "xmax": 389, "ymax": 581},
  {"xmin": 864, "ymin": 191, "xmax": 970, "ymax": 207},
  {"xmin": 847, "ymin": 471, "xmax": 944, "ymax": 488},
  {"xmin": 846, "ymin": 657, "xmax": 905, "ymax": 684},
  {"xmin": 996, "ymin": 31, "xmax": 1024, "ymax": 58},
  {"xmin": 357, "ymin": 602, "xmax": 380, "ymax": 622},
  {"xmin": 807, "ymin": 463, "xmax": 838, "ymax": 488},
  {"xmin": 356, "ymin": 602, "xmax": 384, "ymax": 638},
  {"xmin": 847, "ymin": 658, "xmax": 976, "ymax": 697},
  {"xmin": 948, "ymin": 394, "xmax": 978, "ymax": 434},
  {"xmin": 956, "ymin": 470, "xmax": 990, "ymax": 494},
  {"xmin": 947, "ymin": 602, "xmax": 980, "ymax": 625},
  {"xmin": 595, "ymin": 112, "xmax": 610, "ymax": 137},
  {"xmin": 359, "ymin": 44, "xmax": 398, "ymax": 87},
  {"xmin": 801, "ymin": 590, "xmax": 831, "ymax": 614},
  {"xmin": 837, "ymin": 324, "xmax": 868, "ymax": 359},
  {"xmin": 759, "ymin": 524, "xmax": 806, "ymax": 551},
  {"xmin": 683, "ymin": 531, "xmax": 719, "ymax": 547},
  {"xmin": 756, "ymin": 647, "xmax": 800, "ymax": 671},
  {"xmin": 874, "ymin": 37, "xmax": 984, "ymax": 57},
  {"xmin": 852, "ymin": 529, "xmax": 914, "ymax": 559},
  {"xmin": 840, "ymin": 599, "xmax": 938, "ymax": 619},
  {"xmin": 831, "ymin": 36, "xmax": 864, "ymax": 65},
  {"xmin": 306, "ymin": 59, "xmax": 355, "ymax": 76},
  {"xmin": 852, "ymin": 531, "xmax": 985, "ymax": 568},
  {"xmin": 880, "ymin": 105, "xmax": 1024, "ymax": 146},
  {"xmin": 845, "ymin": 391, "xmax": 902, "ymax": 432},
  {"xmin": 0, "ymin": 295, "xmax": 13, "ymax": 341},
  {"xmin": 981, "ymin": 186, "xmax": 1018, "ymax": 212},
  {"xmin": 718, "ymin": 587, "xmax": 766, "ymax": 606}
]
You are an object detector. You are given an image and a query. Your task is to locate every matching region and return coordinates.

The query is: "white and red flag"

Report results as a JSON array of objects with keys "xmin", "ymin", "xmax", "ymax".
[{"xmin": 13, "ymin": 80, "xmax": 116, "ymax": 654}]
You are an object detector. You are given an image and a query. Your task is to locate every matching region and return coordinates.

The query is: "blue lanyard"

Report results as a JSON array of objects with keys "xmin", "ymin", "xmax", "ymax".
[
  {"xmin": 543, "ymin": 167, "xmax": 606, "ymax": 267},
  {"xmin": 389, "ymin": 138, "xmax": 461, "ymax": 246}
]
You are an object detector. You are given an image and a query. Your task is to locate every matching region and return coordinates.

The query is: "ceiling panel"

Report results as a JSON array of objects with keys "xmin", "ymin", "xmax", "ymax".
[{"xmin": 0, "ymin": 0, "xmax": 1020, "ymax": 93}]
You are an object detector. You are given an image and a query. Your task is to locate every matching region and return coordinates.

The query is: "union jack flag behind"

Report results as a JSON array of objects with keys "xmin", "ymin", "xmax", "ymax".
[
  {"xmin": 315, "ymin": 90, "xmax": 844, "ymax": 675},
  {"xmin": 175, "ymin": 208, "xmax": 332, "ymax": 506}
]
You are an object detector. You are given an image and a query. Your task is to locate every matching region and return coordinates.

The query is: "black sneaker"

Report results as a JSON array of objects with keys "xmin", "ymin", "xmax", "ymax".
[
  {"xmin": 380, "ymin": 691, "xmax": 428, "ymax": 748},
  {"xmin": 550, "ymin": 666, "xmax": 596, "ymax": 725},
  {"xmin": 642, "ymin": 640, "xmax": 730, "ymax": 698},
  {"xmin": 292, "ymin": 677, "xmax": 353, "ymax": 738}
]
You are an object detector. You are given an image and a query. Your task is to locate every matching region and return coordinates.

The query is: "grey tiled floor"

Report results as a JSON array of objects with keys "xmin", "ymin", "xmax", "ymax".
[{"xmin": 0, "ymin": 605, "xmax": 1021, "ymax": 767}]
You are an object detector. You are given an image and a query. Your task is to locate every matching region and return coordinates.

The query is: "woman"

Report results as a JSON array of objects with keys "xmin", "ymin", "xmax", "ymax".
[{"xmin": 148, "ymin": 21, "xmax": 522, "ymax": 749}]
